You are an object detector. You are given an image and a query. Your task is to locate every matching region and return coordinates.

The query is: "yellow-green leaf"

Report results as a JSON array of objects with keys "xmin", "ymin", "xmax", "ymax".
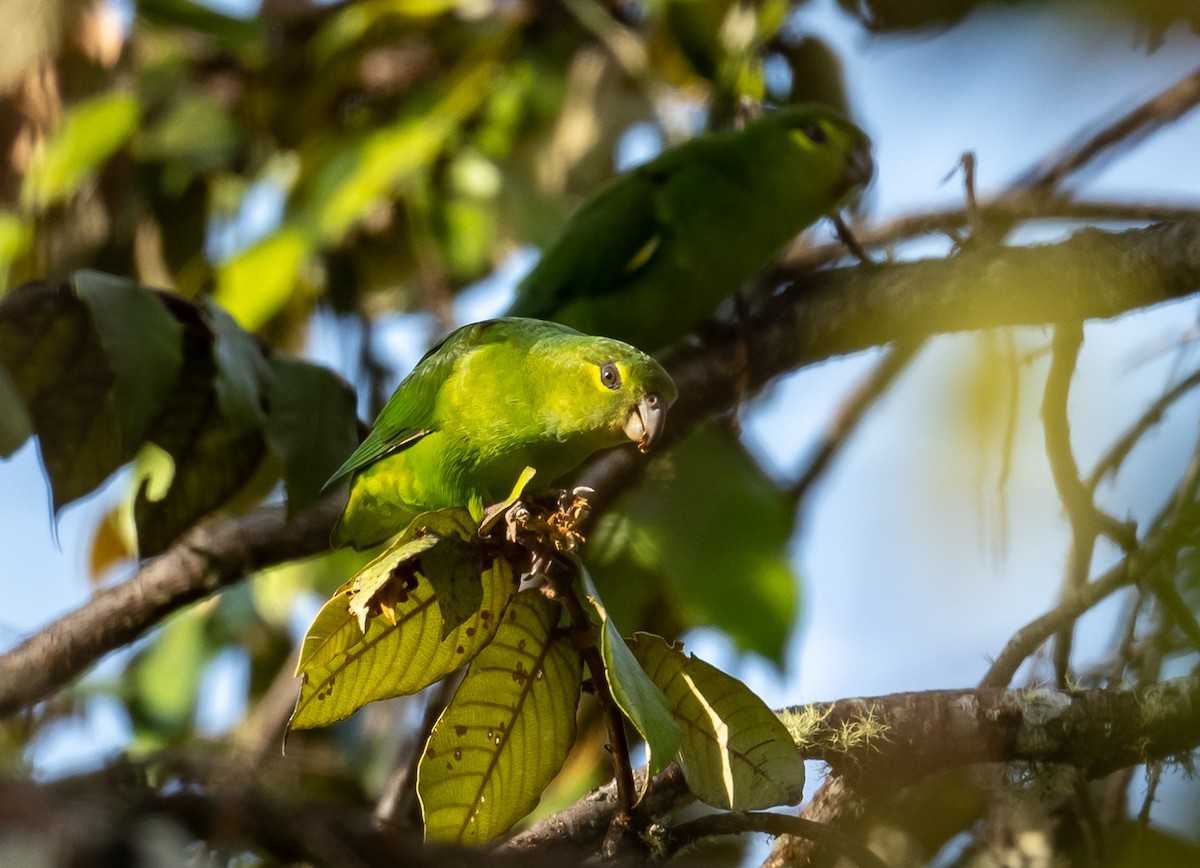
[
  {"xmin": 22, "ymin": 92, "xmax": 140, "ymax": 209},
  {"xmin": 289, "ymin": 531, "xmax": 516, "ymax": 731},
  {"xmin": 629, "ymin": 633, "xmax": 806, "ymax": 810},
  {"xmin": 306, "ymin": 57, "xmax": 496, "ymax": 243},
  {"xmin": 418, "ymin": 590, "xmax": 582, "ymax": 844},
  {"xmin": 213, "ymin": 225, "xmax": 311, "ymax": 332}
]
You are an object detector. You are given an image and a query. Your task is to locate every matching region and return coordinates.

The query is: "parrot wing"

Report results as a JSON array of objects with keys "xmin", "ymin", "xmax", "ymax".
[
  {"xmin": 510, "ymin": 163, "xmax": 670, "ymax": 318},
  {"xmin": 323, "ymin": 325, "xmax": 482, "ymax": 486}
]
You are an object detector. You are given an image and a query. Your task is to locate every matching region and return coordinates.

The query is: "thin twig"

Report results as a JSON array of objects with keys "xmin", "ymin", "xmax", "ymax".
[
  {"xmin": 1013, "ymin": 65, "xmax": 1200, "ymax": 193},
  {"xmin": 546, "ymin": 562, "xmax": 638, "ymax": 845},
  {"xmin": 1086, "ymin": 368, "xmax": 1200, "ymax": 492},
  {"xmin": 662, "ymin": 811, "xmax": 886, "ymax": 868}
]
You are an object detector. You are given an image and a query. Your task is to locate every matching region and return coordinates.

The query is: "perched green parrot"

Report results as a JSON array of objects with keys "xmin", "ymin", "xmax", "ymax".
[
  {"xmin": 508, "ymin": 105, "xmax": 873, "ymax": 350},
  {"xmin": 328, "ymin": 317, "xmax": 677, "ymax": 550}
]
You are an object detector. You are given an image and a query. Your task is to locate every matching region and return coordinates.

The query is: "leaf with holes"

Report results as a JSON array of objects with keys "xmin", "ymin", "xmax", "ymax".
[
  {"xmin": 289, "ymin": 529, "xmax": 516, "ymax": 731},
  {"xmin": 629, "ymin": 633, "xmax": 806, "ymax": 810},
  {"xmin": 417, "ymin": 590, "xmax": 582, "ymax": 844}
]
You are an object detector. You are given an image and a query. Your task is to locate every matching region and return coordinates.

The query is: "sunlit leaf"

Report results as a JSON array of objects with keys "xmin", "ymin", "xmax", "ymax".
[
  {"xmin": 629, "ymin": 633, "xmax": 806, "ymax": 810},
  {"xmin": 289, "ymin": 527, "xmax": 517, "ymax": 731},
  {"xmin": 311, "ymin": 0, "xmax": 462, "ymax": 64},
  {"xmin": 307, "ymin": 57, "xmax": 497, "ymax": 243},
  {"xmin": 264, "ymin": 355, "xmax": 358, "ymax": 516},
  {"xmin": 346, "ymin": 533, "xmax": 442, "ymax": 631},
  {"xmin": 418, "ymin": 590, "xmax": 582, "ymax": 844},
  {"xmin": 582, "ymin": 568, "xmax": 680, "ymax": 789},
  {"xmin": 213, "ymin": 225, "xmax": 311, "ymax": 332},
  {"xmin": 22, "ymin": 92, "xmax": 140, "ymax": 209}
]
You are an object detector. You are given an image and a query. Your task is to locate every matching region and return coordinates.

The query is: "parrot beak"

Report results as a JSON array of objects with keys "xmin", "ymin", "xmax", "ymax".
[
  {"xmin": 843, "ymin": 137, "xmax": 874, "ymax": 191},
  {"xmin": 624, "ymin": 393, "xmax": 669, "ymax": 453}
]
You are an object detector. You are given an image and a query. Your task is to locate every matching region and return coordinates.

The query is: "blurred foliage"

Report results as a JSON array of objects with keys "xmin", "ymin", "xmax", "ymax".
[{"xmin": 2, "ymin": 0, "xmax": 1200, "ymax": 864}]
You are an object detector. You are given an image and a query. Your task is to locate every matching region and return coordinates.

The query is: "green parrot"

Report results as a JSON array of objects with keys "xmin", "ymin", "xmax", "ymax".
[
  {"xmin": 328, "ymin": 317, "xmax": 677, "ymax": 550},
  {"xmin": 508, "ymin": 104, "xmax": 873, "ymax": 350}
]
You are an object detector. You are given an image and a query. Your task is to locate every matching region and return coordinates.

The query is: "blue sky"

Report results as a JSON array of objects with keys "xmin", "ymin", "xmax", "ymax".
[{"xmin": 3, "ymin": 0, "xmax": 1200, "ymax": 844}]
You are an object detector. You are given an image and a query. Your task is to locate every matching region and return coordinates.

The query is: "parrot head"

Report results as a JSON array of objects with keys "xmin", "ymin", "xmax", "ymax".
[
  {"xmin": 753, "ymin": 104, "xmax": 874, "ymax": 205},
  {"xmin": 536, "ymin": 327, "xmax": 678, "ymax": 456}
]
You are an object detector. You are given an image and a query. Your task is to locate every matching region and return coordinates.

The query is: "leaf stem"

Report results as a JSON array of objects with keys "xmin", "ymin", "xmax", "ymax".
[{"xmin": 543, "ymin": 559, "xmax": 638, "ymax": 850}]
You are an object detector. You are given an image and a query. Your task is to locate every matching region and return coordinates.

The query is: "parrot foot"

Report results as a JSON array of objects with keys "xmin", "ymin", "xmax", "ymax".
[{"xmin": 497, "ymin": 487, "xmax": 595, "ymax": 570}]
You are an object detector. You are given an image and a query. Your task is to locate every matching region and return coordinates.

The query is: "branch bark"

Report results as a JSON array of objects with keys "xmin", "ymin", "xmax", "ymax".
[
  {"xmin": 0, "ymin": 496, "xmax": 344, "ymax": 718},
  {"xmin": 509, "ymin": 674, "xmax": 1200, "ymax": 855}
]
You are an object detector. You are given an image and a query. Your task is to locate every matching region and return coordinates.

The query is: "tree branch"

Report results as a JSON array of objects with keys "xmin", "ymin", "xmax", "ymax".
[
  {"xmin": 661, "ymin": 812, "xmax": 887, "ymax": 868},
  {"xmin": 0, "ymin": 496, "xmax": 344, "ymax": 718},
  {"xmin": 509, "ymin": 674, "xmax": 1200, "ymax": 855},
  {"xmin": 6, "ymin": 218, "xmax": 1200, "ymax": 719}
]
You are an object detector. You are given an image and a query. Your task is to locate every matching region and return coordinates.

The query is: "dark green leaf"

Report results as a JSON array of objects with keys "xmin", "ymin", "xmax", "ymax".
[
  {"xmin": 265, "ymin": 355, "xmax": 358, "ymax": 516},
  {"xmin": 593, "ymin": 425, "xmax": 799, "ymax": 664},
  {"xmin": 202, "ymin": 299, "xmax": 272, "ymax": 436},
  {"xmin": 72, "ymin": 270, "xmax": 184, "ymax": 451},
  {"xmin": 582, "ymin": 569, "xmax": 680, "ymax": 787},
  {"xmin": 0, "ymin": 363, "xmax": 31, "ymax": 457},
  {"xmin": 134, "ymin": 299, "xmax": 269, "ymax": 556},
  {"xmin": 0, "ymin": 280, "xmax": 121, "ymax": 511}
]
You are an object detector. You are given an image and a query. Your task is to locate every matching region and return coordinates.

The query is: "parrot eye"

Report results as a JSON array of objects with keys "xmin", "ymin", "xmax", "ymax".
[
  {"xmin": 599, "ymin": 362, "xmax": 622, "ymax": 390},
  {"xmin": 800, "ymin": 122, "xmax": 827, "ymax": 145}
]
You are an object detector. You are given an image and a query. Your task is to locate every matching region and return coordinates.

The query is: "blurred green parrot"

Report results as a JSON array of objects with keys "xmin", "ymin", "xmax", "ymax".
[
  {"xmin": 508, "ymin": 104, "xmax": 873, "ymax": 350},
  {"xmin": 328, "ymin": 317, "xmax": 677, "ymax": 550}
]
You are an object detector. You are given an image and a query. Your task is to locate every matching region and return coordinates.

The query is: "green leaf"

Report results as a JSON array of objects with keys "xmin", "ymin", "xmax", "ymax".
[
  {"xmin": 289, "ymin": 527, "xmax": 517, "ymax": 731},
  {"xmin": 133, "ymin": 299, "xmax": 270, "ymax": 556},
  {"xmin": 265, "ymin": 355, "xmax": 358, "ymax": 516},
  {"xmin": 203, "ymin": 298, "xmax": 272, "ymax": 436},
  {"xmin": 582, "ymin": 569, "xmax": 680, "ymax": 788},
  {"xmin": 213, "ymin": 225, "xmax": 311, "ymax": 332},
  {"xmin": 127, "ymin": 609, "xmax": 209, "ymax": 738},
  {"xmin": 72, "ymin": 270, "xmax": 184, "ymax": 451},
  {"xmin": 0, "ymin": 280, "xmax": 122, "ymax": 511},
  {"xmin": 416, "ymin": 529, "xmax": 487, "ymax": 638},
  {"xmin": 629, "ymin": 633, "xmax": 806, "ymax": 810},
  {"xmin": 594, "ymin": 425, "xmax": 799, "ymax": 664},
  {"xmin": 0, "ymin": 363, "xmax": 31, "ymax": 457},
  {"xmin": 345, "ymin": 509, "xmax": 486, "ymax": 639},
  {"xmin": 346, "ymin": 533, "xmax": 442, "ymax": 631},
  {"xmin": 0, "ymin": 210, "xmax": 32, "ymax": 287},
  {"xmin": 305, "ymin": 58, "xmax": 496, "ymax": 244},
  {"xmin": 22, "ymin": 92, "xmax": 139, "ymax": 209},
  {"xmin": 418, "ymin": 590, "xmax": 582, "ymax": 844}
]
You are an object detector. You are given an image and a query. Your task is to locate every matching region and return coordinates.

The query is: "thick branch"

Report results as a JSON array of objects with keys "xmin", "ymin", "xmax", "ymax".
[
  {"xmin": 0, "ymin": 497, "xmax": 344, "ymax": 718},
  {"xmin": 584, "ymin": 217, "xmax": 1200, "ymax": 508},
  {"xmin": 508, "ymin": 674, "xmax": 1200, "ymax": 854}
]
